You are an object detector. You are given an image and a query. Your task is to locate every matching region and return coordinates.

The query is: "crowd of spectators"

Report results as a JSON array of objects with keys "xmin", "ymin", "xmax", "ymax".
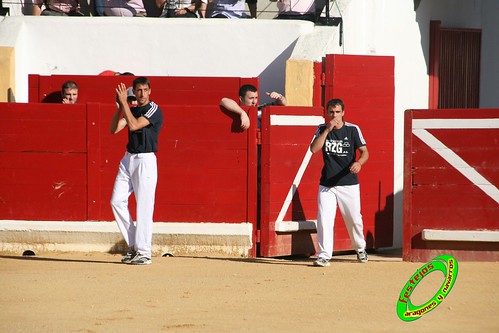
[{"xmin": 30, "ymin": 0, "xmax": 320, "ymax": 21}]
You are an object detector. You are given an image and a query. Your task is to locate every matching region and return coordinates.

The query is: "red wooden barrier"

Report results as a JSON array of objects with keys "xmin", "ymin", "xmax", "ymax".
[
  {"xmin": 0, "ymin": 102, "xmax": 257, "ymax": 229},
  {"xmin": 320, "ymin": 54, "xmax": 395, "ymax": 249},
  {"xmin": 29, "ymin": 74, "xmax": 258, "ymax": 105},
  {"xmin": 404, "ymin": 108, "xmax": 499, "ymax": 262},
  {"xmin": 259, "ymin": 106, "xmax": 325, "ymax": 257}
]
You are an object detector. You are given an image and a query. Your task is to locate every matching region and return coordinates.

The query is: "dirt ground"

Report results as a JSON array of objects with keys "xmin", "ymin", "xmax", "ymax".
[{"xmin": 1, "ymin": 250, "xmax": 498, "ymax": 333}]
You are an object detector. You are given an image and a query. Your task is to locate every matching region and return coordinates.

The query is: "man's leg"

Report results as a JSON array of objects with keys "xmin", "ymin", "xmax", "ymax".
[
  {"xmin": 316, "ymin": 185, "xmax": 337, "ymax": 260},
  {"xmin": 336, "ymin": 184, "xmax": 366, "ymax": 252},
  {"xmin": 110, "ymin": 153, "xmax": 136, "ymax": 248},
  {"xmin": 130, "ymin": 153, "xmax": 158, "ymax": 259},
  {"xmin": 247, "ymin": 0, "xmax": 257, "ymax": 18}
]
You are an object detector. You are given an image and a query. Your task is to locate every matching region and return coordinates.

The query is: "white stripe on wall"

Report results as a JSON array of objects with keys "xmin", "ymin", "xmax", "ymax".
[
  {"xmin": 413, "ymin": 118, "xmax": 499, "ymax": 129},
  {"xmin": 270, "ymin": 115, "xmax": 324, "ymax": 126},
  {"xmin": 412, "ymin": 118, "xmax": 499, "ymax": 204}
]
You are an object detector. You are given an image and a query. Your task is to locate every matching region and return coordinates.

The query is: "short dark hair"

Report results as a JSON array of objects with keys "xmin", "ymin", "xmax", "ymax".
[
  {"xmin": 133, "ymin": 77, "xmax": 150, "ymax": 89},
  {"xmin": 61, "ymin": 80, "xmax": 78, "ymax": 93},
  {"xmin": 326, "ymin": 98, "xmax": 345, "ymax": 111},
  {"xmin": 239, "ymin": 84, "xmax": 257, "ymax": 98}
]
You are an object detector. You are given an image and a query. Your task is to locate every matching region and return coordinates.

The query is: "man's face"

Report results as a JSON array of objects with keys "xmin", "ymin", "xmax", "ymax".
[
  {"xmin": 240, "ymin": 91, "xmax": 258, "ymax": 106},
  {"xmin": 62, "ymin": 88, "xmax": 78, "ymax": 104},
  {"xmin": 134, "ymin": 84, "xmax": 151, "ymax": 107},
  {"xmin": 327, "ymin": 104, "xmax": 344, "ymax": 122}
]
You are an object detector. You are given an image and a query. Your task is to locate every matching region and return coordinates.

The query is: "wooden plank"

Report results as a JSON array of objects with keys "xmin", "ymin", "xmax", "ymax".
[
  {"xmin": 0, "ymin": 103, "xmax": 87, "ymax": 152},
  {"xmin": 0, "ymin": 152, "xmax": 87, "ymax": 220},
  {"xmin": 422, "ymin": 229, "xmax": 499, "ymax": 242}
]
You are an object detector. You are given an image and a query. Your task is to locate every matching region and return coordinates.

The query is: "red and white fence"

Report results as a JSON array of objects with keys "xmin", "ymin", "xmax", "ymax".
[{"xmin": 403, "ymin": 108, "xmax": 499, "ymax": 262}]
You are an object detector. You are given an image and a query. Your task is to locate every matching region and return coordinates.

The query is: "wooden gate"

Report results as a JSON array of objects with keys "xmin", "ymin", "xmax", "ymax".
[{"xmin": 258, "ymin": 54, "xmax": 395, "ymax": 257}]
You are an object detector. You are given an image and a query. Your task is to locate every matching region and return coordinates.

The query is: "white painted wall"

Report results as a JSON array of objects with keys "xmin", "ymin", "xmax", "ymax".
[
  {"xmin": 0, "ymin": 16, "xmax": 317, "ymax": 105},
  {"xmin": 1, "ymin": 0, "xmax": 498, "ymax": 249}
]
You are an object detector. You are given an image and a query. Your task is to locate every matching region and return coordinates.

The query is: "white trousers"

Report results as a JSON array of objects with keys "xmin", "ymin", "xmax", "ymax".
[
  {"xmin": 110, "ymin": 152, "xmax": 157, "ymax": 257},
  {"xmin": 316, "ymin": 184, "xmax": 366, "ymax": 260}
]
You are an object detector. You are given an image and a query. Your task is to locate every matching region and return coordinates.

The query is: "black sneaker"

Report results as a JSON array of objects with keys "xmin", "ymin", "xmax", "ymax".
[
  {"xmin": 356, "ymin": 250, "xmax": 368, "ymax": 263},
  {"xmin": 121, "ymin": 249, "xmax": 136, "ymax": 264}
]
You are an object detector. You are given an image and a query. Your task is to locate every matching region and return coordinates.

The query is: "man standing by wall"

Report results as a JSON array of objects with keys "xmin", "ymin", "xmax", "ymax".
[
  {"xmin": 310, "ymin": 98, "xmax": 369, "ymax": 267},
  {"xmin": 109, "ymin": 77, "xmax": 164, "ymax": 265}
]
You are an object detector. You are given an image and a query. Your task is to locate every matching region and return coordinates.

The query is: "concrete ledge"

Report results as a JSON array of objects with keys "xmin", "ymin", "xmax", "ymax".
[
  {"xmin": 275, "ymin": 220, "xmax": 317, "ymax": 232},
  {"xmin": 422, "ymin": 229, "xmax": 499, "ymax": 242},
  {"xmin": 0, "ymin": 220, "xmax": 253, "ymax": 257}
]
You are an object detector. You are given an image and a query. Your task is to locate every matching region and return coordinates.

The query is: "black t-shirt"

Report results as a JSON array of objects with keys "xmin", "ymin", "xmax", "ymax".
[
  {"xmin": 314, "ymin": 121, "xmax": 366, "ymax": 187},
  {"xmin": 127, "ymin": 101, "xmax": 163, "ymax": 154}
]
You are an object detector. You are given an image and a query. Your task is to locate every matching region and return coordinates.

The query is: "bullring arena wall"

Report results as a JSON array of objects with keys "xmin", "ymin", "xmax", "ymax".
[
  {"xmin": 1, "ymin": 75, "xmax": 259, "ymax": 256},
  {"xmin": 403, "ymin": 108, "xmax": 499, "ymax": 262},
  {"xmin": 0, "ymin": 65, "xmax": 396, "ymax": 258}
]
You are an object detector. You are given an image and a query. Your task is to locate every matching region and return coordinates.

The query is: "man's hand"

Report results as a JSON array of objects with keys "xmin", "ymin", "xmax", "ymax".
[
  {"xmin": 266, "ymin": 91, "xmax": 283, "ymax": 100},
  {"xmin": 115, "ymin": 83, "xmax": 128, "ymax": 106},
  {"xmin": 326, "ymin": 119, "xmax": 340, "ymax": 132},
  {"xmin": 349, "ymin": 161, "xmax": 362, "ymax": 174},
  {"xmin": 266, "ymin": 91, "xmax": 287, "ymax": 106},
  {"xmin": 240, "ymin": 112, "xmax": 250, "ymax": 130}
]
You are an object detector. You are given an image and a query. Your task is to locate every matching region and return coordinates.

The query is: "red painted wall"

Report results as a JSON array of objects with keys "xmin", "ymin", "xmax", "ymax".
[
  {"xmin": 7, "ymin": 68, "xmax": 395, "ymax": 258},
  {"xmin": 322, "ymin": 54, "xmax": 395, "ymax": 250},
  {"xmin": 29, "ymin": 74, "xmax": 258, "ymax": 105},
  {"xmin": 404, "ymin": 108, "xmax": 499, "ymax": 262},
  {"xmin": 259, "ymin": 106, "xmax": 325, "ymax": 257},
  {"xmin": 0, "ymin": 102, "xmax": 257, "ymax": 227}
]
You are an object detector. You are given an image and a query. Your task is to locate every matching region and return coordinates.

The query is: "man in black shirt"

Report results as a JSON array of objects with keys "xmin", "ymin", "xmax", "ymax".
[
  {"xmin": 110, "ymin": 77, "xmax": 164, "ymax": 265},
  {"xmin": 310, "ymin": 98, "xmax": 369, "ymax": 267}
]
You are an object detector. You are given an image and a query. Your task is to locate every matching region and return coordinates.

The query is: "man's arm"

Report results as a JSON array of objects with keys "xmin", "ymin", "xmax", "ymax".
[
  {"xmin": 310, "ymin": 120, "xmax": 338, "ymax": 153},
  {"xmin": 198, "ymin": 0, "xmax": 207, "ymax": 16},
  {"xmin": 110, "ymin": 106, "xmax": 127, "ymax": 134},
  {"xmin": 116, "ymin": 83, "xmax": 150, "ymax": 132},
  {"xmin": 310, "ymin": 129, "xmax": 328, "ymax": 153},
  {"xmin": 266, "ymin": 91, "xmax": 287, "ymax": 106},
  {"xmin": 349, "ymin": 146, "xmax": 369, "ymax": 174},
  {"xmin": 32, "ymin": 1, "xmax": 43, "ymax": 15},
  {"xmin": 220, "ymin": 97, "xmax": 250, "ymax": 130},
  {"xmin": 156, "ymin": 0, "xmax": 166, "ymax": 10}
]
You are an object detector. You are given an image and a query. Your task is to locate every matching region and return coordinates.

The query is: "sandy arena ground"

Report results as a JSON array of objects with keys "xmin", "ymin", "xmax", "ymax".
[{"xmin": 1, "ymin": 250, "xmax": 498, "ymax": 333}]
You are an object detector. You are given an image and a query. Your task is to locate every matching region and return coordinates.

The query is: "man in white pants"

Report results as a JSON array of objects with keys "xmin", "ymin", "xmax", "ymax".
[
  {"xmin": 110, "ymin": 77, "xmax": 164, "ymax": 265},
  {"xmin": 310, "ymin": 98, "xmax": 369, "ymax": 267}
]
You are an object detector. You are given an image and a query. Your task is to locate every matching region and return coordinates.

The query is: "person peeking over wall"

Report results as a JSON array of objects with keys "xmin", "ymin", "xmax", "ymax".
[
  {"xmin": 220, "ymin": 84, "xmax": 287, "ymax": 130},
  {"xmin": 61, "ymin": 80, "xmax": 79, "ymax": 104}
]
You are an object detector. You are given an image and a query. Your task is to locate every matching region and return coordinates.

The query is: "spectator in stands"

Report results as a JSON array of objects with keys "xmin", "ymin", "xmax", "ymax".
[
  {"xmin": 209, "ymin": 0, "xmax": 247, "ymax": 18},
  {"xmin": 61, "ymin": 80, "xmax": 79, "ymax": 104},
  {"xmin": 220, "ymin": 84, "xmax": 287, "ymax": 130},
  {"xmin": 157, "ymin": 0, "xmax": 201, "ymax": 17},
  {"xmin": 32, "ymin": 0, "xmax": 84, "ymax": 15},
  {"xmin": 104, "ymin": 0, "xmax": 147, "ymax": 16},
  {"xmin": 310, "ymin": 98, "xmax": 369, "ymax": 267},
  {"xmin": 272, "ymin": 0, "xmax": 316, "ymax": 22},
  {"xmin": 110, "ymin": 77, "xmax": 164, "ymax": 265}
]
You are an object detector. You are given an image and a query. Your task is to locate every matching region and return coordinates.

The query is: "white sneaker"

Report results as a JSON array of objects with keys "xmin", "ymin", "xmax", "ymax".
[
  {"xmin": 356, "ymin": 250, "xmax": 368, "ymax": 263},
  {"xmin": 121, "ymin": 249, "xmax": 137, "ymax": 264},
  {"xmin": 130, "ymin": 253, "xmax": 152, "ymax": 265},
  {"xmin": 313, "ymin": 257, "xmax": 330, "ymax": 267}
]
